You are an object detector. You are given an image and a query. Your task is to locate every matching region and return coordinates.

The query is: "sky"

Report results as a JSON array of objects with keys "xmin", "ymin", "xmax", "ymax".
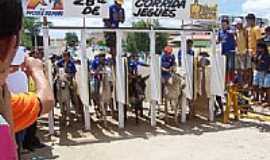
[{"xmin": 29, "ymin": 0, "xmax": 270, "ymax": 39}]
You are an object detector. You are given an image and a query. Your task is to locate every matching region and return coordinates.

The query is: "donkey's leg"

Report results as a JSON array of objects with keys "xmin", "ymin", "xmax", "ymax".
[
  {"xmin": 66, "ymin": 101, "xmax": 72, "ymax": 125},
  {"xmin": 61, "ymin": 102, "xmax": 67, "ymax": 126},
  {"xmin": 165, "ymin": 100, "xmax": 168, "ymax": 124},
  {"xmin": 135, "ymin": 104, "xmax": 139, "ymax": 124},
  {"xmin": 173, "ymin": 101, "xmax": 179, "ymax": 125},
  {"xmin": 101, "ymin": 102, "xmax": 107, "ymax": 127},
  {"xmin": 124, "ymin": 104, "xmax": 128, "ymax": 122},
  {"xmin": 140, "ymin": 101, "xmax": 144, "ymax": 117}
]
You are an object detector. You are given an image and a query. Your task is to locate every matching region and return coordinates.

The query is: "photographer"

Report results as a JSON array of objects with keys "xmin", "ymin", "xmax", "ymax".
[{"xmin": 0, "ymin": 0, "xmax": 54, "ymax": 159}]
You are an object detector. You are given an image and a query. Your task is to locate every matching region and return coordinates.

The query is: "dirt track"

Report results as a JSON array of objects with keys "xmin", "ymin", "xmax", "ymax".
[
  {"xmin": 22, "ymin": 112, "xmax": 270, "ymax": 160},
  {"xmin": 22, "ymin": 65, "xmax": 270, "ymax": 160}
]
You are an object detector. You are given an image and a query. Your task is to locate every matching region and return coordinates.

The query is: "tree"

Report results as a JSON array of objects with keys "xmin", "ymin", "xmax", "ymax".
[
  {"xmin": 21, "ymin": 17, "xmax": 53, "ymax": 49},
  {"xmin": 124, "ymin": 20, "xmax": 169, "ymax": 56},
  {"xmin": 21, "ymin": 17, "xmax": 42, "ymax": 48},
  {"xmin": 65, "ymin": 32, "xmax": 79, "ymax": 47}
]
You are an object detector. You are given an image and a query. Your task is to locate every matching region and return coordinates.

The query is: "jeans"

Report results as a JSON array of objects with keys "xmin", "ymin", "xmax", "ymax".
[{"xmin": 224, "ymin": 53, "xmax": 235, "ymax": 73}]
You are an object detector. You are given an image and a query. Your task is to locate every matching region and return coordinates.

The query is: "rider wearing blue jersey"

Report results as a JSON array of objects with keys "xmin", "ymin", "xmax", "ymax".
[
  {"xmin": 161, "ymin": 46, "xmax": 176, "ymax": 83},
  {"xmin": 178, "ymin": 40, "xmax": 195, "ymax": 66},
  {"xmin": 90, "ymin": 53, "xmax": 111, "ymax": 93},
  {"xmin": 57, "ymin": 51, "xmax": 77, "ymax": 78},
  {"xmin": 128, "ymin": 54, "xmax": 149, "ymax": 76}
]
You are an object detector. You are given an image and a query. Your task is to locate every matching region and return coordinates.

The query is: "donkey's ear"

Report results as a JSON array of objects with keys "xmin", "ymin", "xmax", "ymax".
[{"xmin": 142, "ymin": 75, "xmax": 150, "ymax": 81}]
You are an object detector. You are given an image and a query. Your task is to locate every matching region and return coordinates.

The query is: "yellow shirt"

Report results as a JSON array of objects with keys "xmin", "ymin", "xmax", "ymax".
[
  {"xmin": 28, "ymin": 77, "xmax": 37, "ymax": 93},
  {"xmin": 236, "ymin": 29, "xmax": 247, "ymax": 55},
  {"xmin": 246, "ymin": 26, "xmax": 262, "ymax": 55}
]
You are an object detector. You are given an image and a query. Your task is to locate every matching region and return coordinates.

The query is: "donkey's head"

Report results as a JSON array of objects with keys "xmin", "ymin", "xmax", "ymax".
[{"xmin": 129, "ymin": 75, "xmax": 149, "ymax": 103}]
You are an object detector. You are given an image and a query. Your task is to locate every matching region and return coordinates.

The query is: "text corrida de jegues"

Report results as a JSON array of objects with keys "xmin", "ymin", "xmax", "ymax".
[{"xmin": 133, "ymin": 0, "xmax": 187, "ymax": 18}]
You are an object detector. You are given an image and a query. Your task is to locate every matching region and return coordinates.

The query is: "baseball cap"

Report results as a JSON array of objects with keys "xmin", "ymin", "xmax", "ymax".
[
  {"xmin": 116, "ymin": 0, "xmax": 124, "ymax": 5},
  {"xmin": 233, "ymin": 18, "xmax": 243, "ymax": 25}
]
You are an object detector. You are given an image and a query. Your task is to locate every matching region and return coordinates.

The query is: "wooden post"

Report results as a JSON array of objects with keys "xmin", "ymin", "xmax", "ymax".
[
  {"xmin": 181, "ymin": 32, "xmax": 188, "ymax": 123},
  {"xmin": 209, "ymin": 32, "xmax": 216, "ymax": 122},
  {"xmin": 116, "ymin": 30, "xmax": 125, "ymax": 129},
  {"xmin": 150, "ymin": 28, "xmax": 157, "ymax": 127},
  {"xmin": 209, "ymin": 96, "xmax": 215, "ymax": 121},
  {"xmin": 80, "ymin": 17, "xmax": 91, "ymax": 131},
  {"xmin": 42, "ymin": 16, "xmax": 54, "ymax": 135}
]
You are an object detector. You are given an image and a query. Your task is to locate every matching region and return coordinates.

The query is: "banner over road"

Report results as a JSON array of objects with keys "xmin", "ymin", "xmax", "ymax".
[
  {"xmin": 64, "ymin": 0, "xmax": 109, "ymax": 18},
  {"xmin": 132, "ymin": 0, "xmax": 190, "ymax": 20},
  {"xmin": 24, "ymin": 0, "xmax": 217, "ymax": 21}
]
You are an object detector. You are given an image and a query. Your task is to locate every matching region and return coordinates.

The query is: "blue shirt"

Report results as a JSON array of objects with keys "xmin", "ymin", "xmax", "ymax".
[
  {"xmin": 254, "ymin": 52, "xmax": 270, "ymax": 72},
  {"xmin": 57, "ymin": 59, "xmax": 77, "ymax": 76},
  {"xmin": 218, "ymin": 28, "xmax": 236, "ymax": 55},
  {"xmin": 91, "ymin": 57, "xmax": 110, "ymax": 70},
  {"xmin": 178, "ymin": 49, "xmax": 195, "ymax": 65},
  {"xmin": 161, "ymin": 54, "xmax": 176, "ymax": 78},
  {"xmin": 105, "ymin": 4, "xmax": 125, "ymax": 28},
  {"xmin": 128, "ymin": 59, "xmax": 146, "ymax": 73}
]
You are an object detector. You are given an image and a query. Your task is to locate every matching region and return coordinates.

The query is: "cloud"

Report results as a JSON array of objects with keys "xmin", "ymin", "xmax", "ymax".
[{"xmin": 242, "ymin": 0, "xmax": 270, "ymax": 18}]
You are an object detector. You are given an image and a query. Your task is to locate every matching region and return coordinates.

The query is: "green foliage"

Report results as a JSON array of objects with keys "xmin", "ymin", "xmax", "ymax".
[
  {"xmin": 65, "ymin": 32, "xmax": 79, "ymax": 47},
  {"xmin": 97, "ymin": 40, "xmax": 106, "ymax": 46},
  {"xmin": 21, "ymin": 17, "xmax": 53, "ymax": 48},
  {"xmin": 124, "ymin": 20, "xmax": 169, "ymax": 55},
  {"xmin": 21, "ymin": 17, "xmax": 42, "ymax": 48}
]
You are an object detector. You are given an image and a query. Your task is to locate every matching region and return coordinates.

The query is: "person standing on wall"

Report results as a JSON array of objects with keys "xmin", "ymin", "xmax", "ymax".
[
  {"xmin": 245, "ymin": 13, "xmax": 262, "ymax": 87},
  {"xmin": 234, "ymin": 18, "xmax": 249, "ymax": 86},
  {"xmin": 103, "ymin": 0, "xmax": 125, "ymax": 59},
  {"xmin": 218, "ymin": 18, "xmax": 236, "ymax": 84}
]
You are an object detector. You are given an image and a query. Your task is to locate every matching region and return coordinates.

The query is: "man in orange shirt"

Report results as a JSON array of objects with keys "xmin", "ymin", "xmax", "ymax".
[
  {"xmin": 246, "ymin": 13, "xmax": 262, "ymax": 86},
  {"xmin": 0, "ymin": 0, "xmax": 54, "ymax": 158}
]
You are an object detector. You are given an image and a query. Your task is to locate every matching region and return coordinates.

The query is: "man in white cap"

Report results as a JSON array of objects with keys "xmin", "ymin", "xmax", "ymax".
[{"xmin": 234, "ymin": 18, "xmax": 249, "ymax": 85}]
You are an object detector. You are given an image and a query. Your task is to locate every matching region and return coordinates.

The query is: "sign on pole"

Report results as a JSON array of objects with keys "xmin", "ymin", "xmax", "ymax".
[
  {"xmin": 64, "ymin": 0, "xmax": 109, "ymax": 18},
  {"xmin": 25, "ymin": 0, "xmax": 64, "ymax": 17},
  {"xmin": 190, "ymin": 0, "xmax": 218, "ymax": 21},
  {"xmin": 24, "ymin": 0, "xmax": 109, "ymax": 18},
  {"xmin": 132, "ymin": 0, "xmax": 190, "ymax": 19}
]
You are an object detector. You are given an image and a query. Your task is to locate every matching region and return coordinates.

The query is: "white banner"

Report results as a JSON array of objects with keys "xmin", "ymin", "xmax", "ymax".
[
  {"xmin": 132, "ymin": 0, "xmax": 190, "ymax": 19},
  {"xmin": 64, "ymin": 0, "xmax": 109, "ymax": 18},
  {"xmin": 151, "ymin": 54, "xmax": 161, "ymax": 102},
  {"xmin": 210, "ymin": 44, "xmax": 226, "ymax": 97}
]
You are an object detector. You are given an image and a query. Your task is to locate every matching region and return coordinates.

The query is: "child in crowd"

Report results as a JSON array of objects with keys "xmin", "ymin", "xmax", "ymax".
[{"xmin": 252, "ymin": 43, "xmax": 270, "ymax": 103}]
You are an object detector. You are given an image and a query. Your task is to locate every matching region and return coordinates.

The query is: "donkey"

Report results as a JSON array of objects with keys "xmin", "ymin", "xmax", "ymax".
[
  {"xmin": 163, "ymin": 73, "xmax": 186, "ymax": 124},
  {"xmin": 55, "ymin": 68, "xmax": 72, "ymax": 125},
  {"xmin": 128, "ymin": 75, "xmax": 150, "ymax": 124},
  {"xmin": 91, "ymin": 66, "xmax": 114, "ymax": 127}
]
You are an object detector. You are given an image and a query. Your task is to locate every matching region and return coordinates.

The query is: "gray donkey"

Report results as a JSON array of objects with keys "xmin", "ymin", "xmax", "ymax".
[
  {"xmin": 55, "ymin": 68, "xmax": 72, "ymax": 125},
  {"xmin": 163, "ymin": 73, "xmax": 186, "ymax": 124},
  {"xmin": 91, "ymin": 66, "xmax": 114, "ymax": 127}
]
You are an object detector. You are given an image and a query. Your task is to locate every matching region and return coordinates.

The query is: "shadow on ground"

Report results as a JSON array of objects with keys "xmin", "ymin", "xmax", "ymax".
[{"xmin": 22, "ymin": 104, "xmax": 270, "ymax": 160}]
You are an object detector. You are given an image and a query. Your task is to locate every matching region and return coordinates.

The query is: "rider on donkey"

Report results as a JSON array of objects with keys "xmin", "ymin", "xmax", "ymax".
[
  {"xmin": 57, "ymin": 51, "xmax": 77, "ymax": 79},
  {"xmin": 57, "ymin": 51, "xmax": 83, "ymax": 117},
  {"xmin": 128, "ymin": 53, "xmax": 149, "ymax": 78},
  {"xmin": 90, "ymin": 53, "xmax": 111, "ymax": 94},
  {"xmin": 161, "ymin": 46, "xmax": 177, "ymax": 84}
]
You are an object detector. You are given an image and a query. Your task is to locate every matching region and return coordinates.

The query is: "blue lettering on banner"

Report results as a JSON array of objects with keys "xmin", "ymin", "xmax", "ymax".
[{"xmin": 26, "ymin": 10, "xmax": 63, "ymax": 17}]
